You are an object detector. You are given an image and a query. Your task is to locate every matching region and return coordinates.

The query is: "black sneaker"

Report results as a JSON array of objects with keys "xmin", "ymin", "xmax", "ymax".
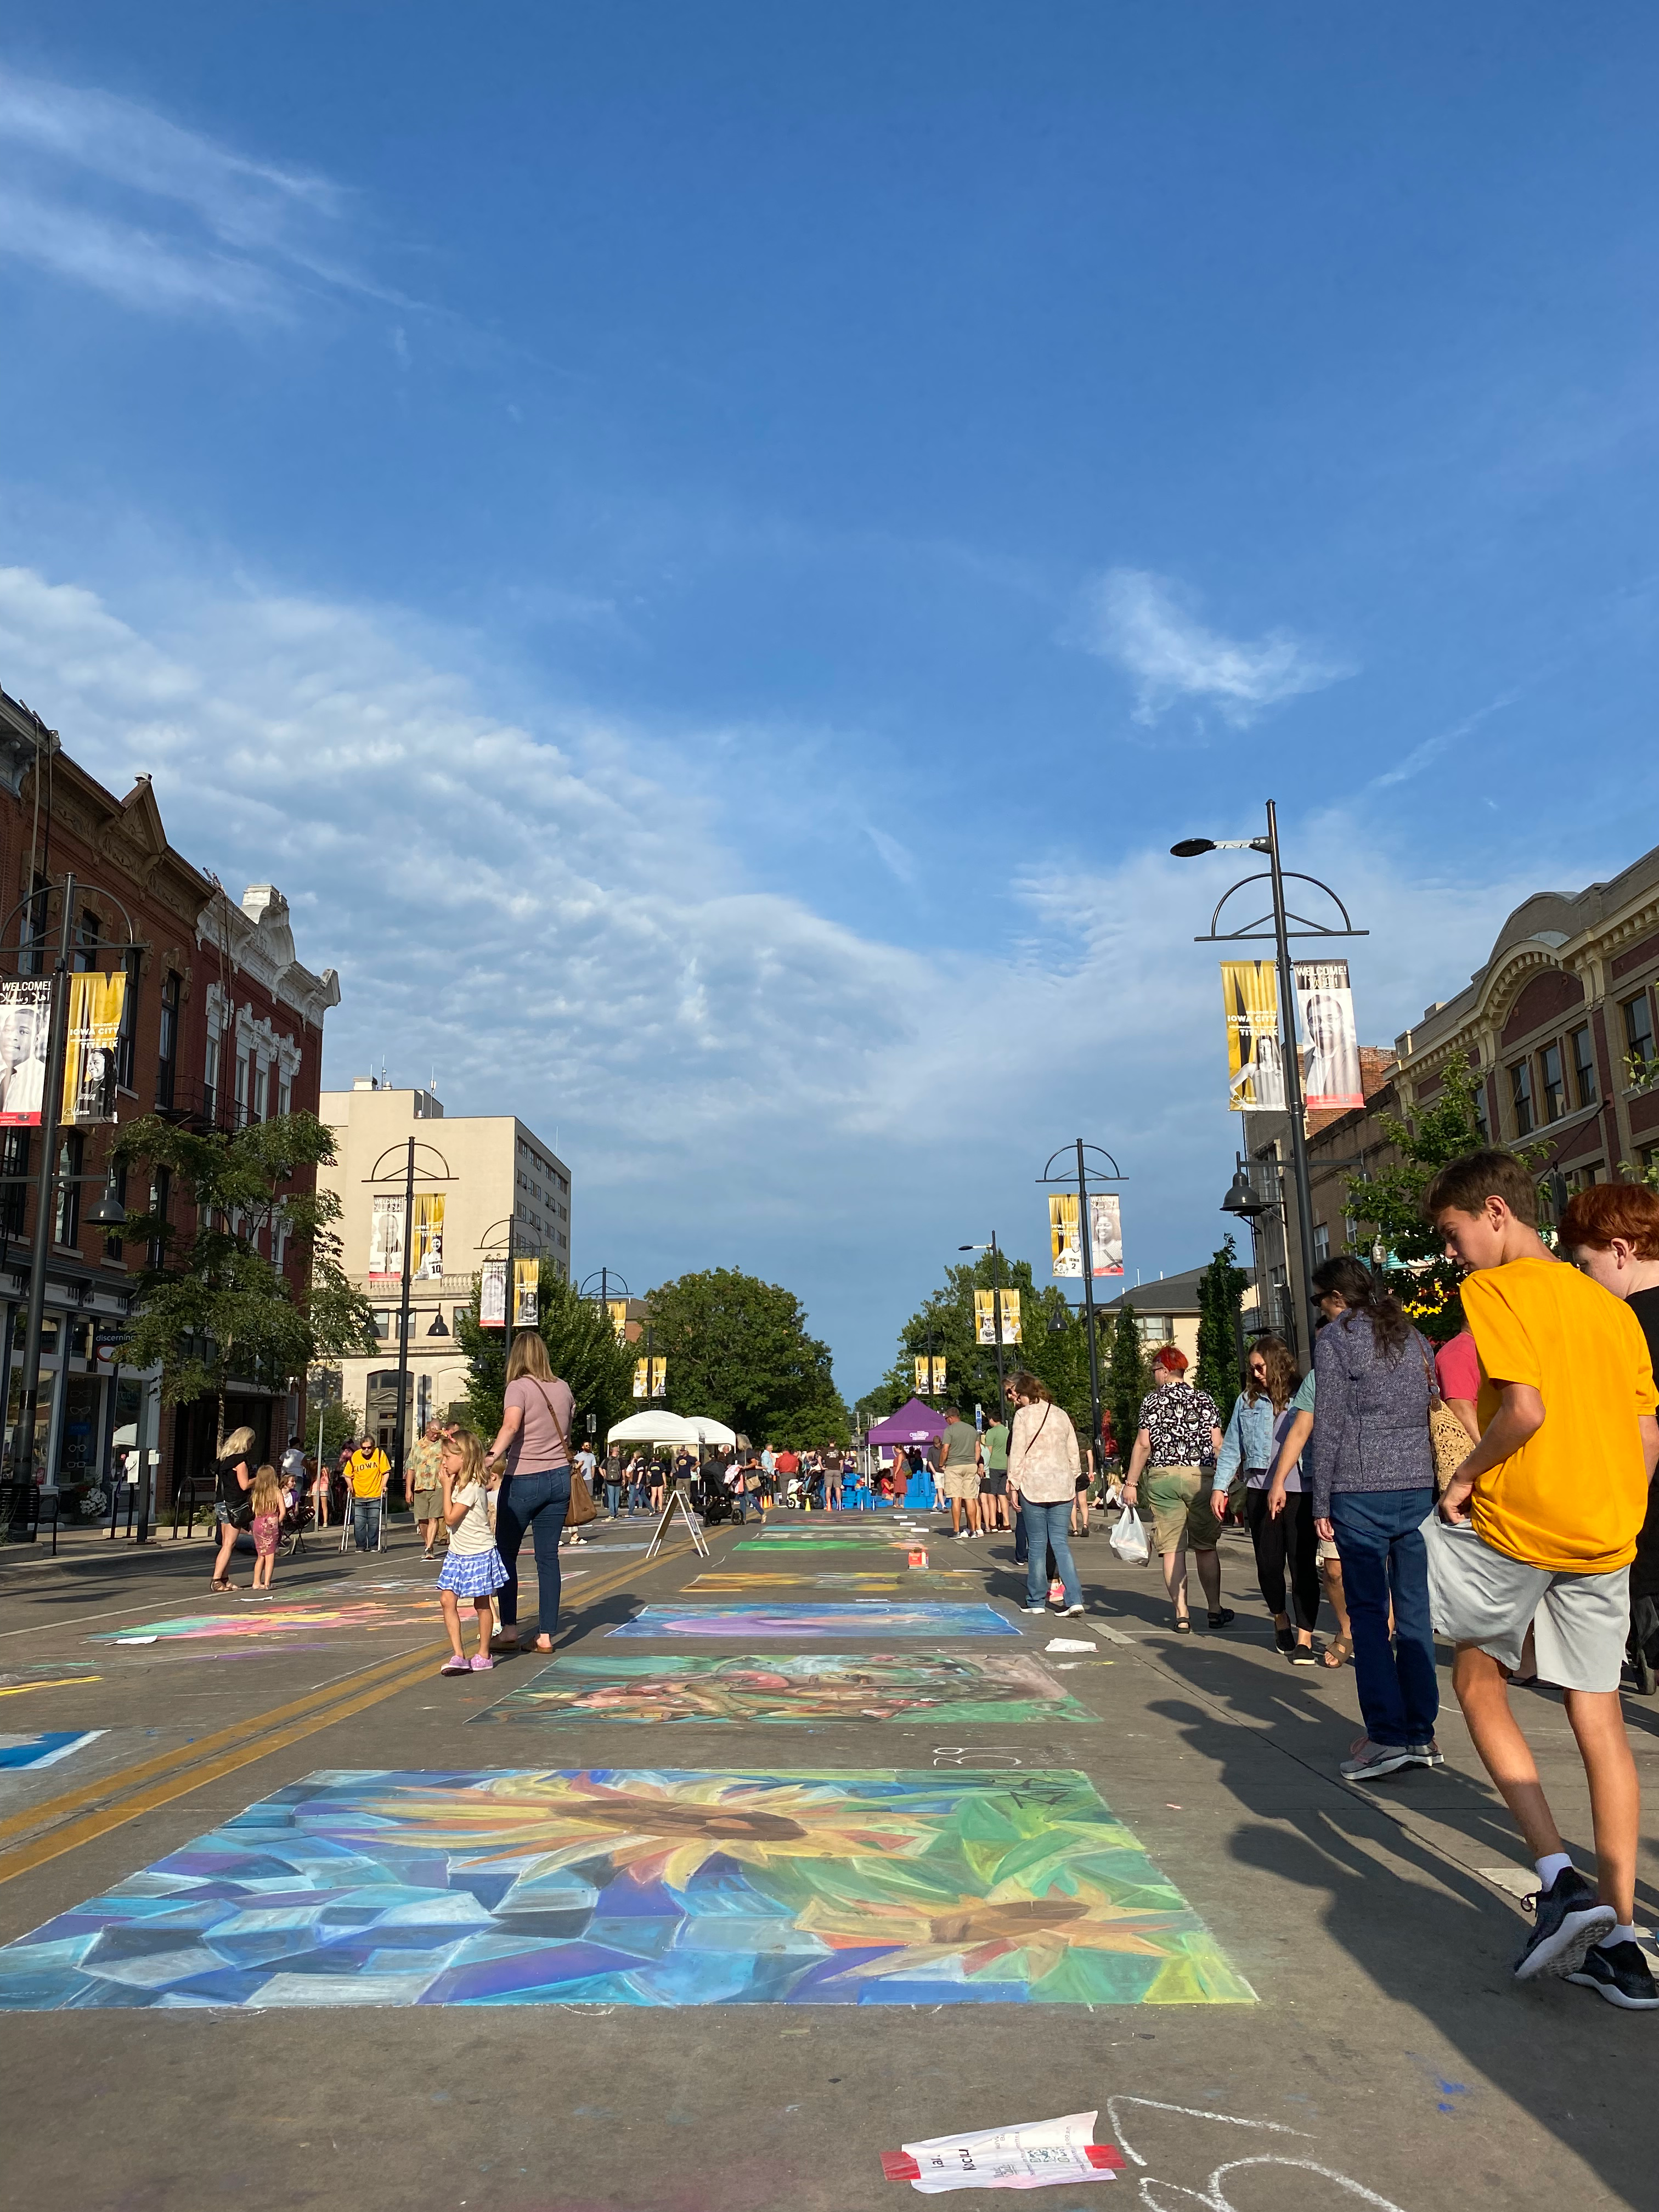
[
  {"xmin": 1567, "ymin": 1939, "xmax": 1659, "ymax": 2010},
  {"xmin": 1514, "ymin": 1867, "xmax": 1617, "ymax": 1982}
]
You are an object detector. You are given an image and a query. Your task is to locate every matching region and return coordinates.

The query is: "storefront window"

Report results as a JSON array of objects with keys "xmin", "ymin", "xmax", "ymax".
[{"xmin": 6, "ymin": 1365, "xmax": 56, "ymax": 1486}]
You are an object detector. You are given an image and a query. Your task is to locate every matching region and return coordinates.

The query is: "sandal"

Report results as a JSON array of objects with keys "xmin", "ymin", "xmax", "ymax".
[
  {"xmin": 1172, "ymin": 1611, "xmax": 1192, "ymax": 1634},
  {"xmin": 1322, "ymin": 1634, "xmax": 1353, "ymax": 1669},
  {"xmin": 1207, "ymin": 1608, "xmax": 1235, "ymax": 1629},
  {"xmin": 210, "ymin": 1578, "xmax": 233, "ymax": 1592}
]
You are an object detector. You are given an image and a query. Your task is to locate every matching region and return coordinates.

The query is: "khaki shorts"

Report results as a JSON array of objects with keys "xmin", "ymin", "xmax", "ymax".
[
  {"xmin": 1144, "ymin": 1466, "xmax": 1222, "ymax": 1554},
  {"xmin": 410, "ymin": 1486, "xmax": 442, "ymax": 1516},
  {"xmin": 941, "ymin": 1464, "xmax": 980, "ymax": 1501},
  {"xmin": 1425, "ymin": 1514, "xmax": 1631, "ymax": 1694}
]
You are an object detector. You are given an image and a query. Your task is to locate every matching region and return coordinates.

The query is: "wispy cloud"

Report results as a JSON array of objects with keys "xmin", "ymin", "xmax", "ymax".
[
  {"xmin": 0, "ymin": 63, "xmax": 395, "ymax": 320},
  {"xmin": 1365, "ymin": 690, "xmax": 1519, "ymax": 792},
  {"xmin": 865, "ymin": 825, "xmax": 917, "ymax": 886},
  {"xmin": 1077, "ymin": 567, "xmax": 1349, "ymax": 727}
]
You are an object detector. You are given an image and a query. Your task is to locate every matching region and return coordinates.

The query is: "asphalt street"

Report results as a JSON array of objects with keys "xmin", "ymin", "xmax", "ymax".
[{"xmin": 0, "ymin": 1507, "xmax": 1654, "ymax": 2211}]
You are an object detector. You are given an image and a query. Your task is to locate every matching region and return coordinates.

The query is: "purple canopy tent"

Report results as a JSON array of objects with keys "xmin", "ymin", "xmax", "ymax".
[{"xmin": 865, "ymin": 1397, "xmax": 947, "ymax": 1508}]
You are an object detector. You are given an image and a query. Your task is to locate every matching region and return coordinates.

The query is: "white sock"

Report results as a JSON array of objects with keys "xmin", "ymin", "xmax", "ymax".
[
  {"xmin": 1536, "ymin": 1852, "xmax": 1573, "ymax": 1888},
  {"xmin": 1600, "ymin": 1923, "xmax": 1637, "ymax": 1948}
]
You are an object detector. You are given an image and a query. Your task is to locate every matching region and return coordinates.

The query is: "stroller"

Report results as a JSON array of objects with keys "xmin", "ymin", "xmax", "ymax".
[{"xmin": 280, "ymin": 1480, "xmax": 315, "ymax": 1560}]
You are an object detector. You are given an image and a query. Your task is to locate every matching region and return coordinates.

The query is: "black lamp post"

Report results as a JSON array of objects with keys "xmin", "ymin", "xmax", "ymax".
[
  {"xmin": 958, "ymin": 1232, "xmax": 1008, "ymax": 1410},
  {"xmin": 1172, "ymin": 799, "xmax": 1366, "ymax": 1348},
  {"xmin": 366, "ymin": 1139, "xmax": 453, "ymax": 1499},
  {"xmin": 1036, "ymin": 1141, "xmax": 1123, "ymax": 1465}
]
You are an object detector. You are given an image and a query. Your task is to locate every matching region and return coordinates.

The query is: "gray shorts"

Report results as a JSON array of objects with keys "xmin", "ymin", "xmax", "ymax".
[{"xmin": 1425, "ymin": 1515, "xmax": 1630, "ymax": 1694}]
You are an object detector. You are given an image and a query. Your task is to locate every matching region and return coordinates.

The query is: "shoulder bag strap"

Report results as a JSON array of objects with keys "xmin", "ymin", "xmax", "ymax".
[{"xmin": 528, "ymin": 1379, "xmax": 574, "ymax": 1466}]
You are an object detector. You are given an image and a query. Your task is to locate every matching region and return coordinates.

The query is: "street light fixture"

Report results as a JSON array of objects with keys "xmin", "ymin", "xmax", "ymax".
[
  {"xmin": 1172, "ymin": 799, "xmax": 1365, "ymax": 1347},
  {"xmin": 365, "ymin": 1138, "xmax": 454, "ymax": 1500},
  {"xmin": 1220, "ymin": 1160, "xmax": 1271, "ymax": 1220},
  {"xmin": 1035, "ymin": 1141, "xmax": 1124, "ymax": 1463}
]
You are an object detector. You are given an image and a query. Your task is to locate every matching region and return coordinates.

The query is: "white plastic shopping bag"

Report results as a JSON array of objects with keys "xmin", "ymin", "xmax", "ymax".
[{"xmin": 1107, "ymin": 1504, "xmax": 1149, "ymax": 1565}]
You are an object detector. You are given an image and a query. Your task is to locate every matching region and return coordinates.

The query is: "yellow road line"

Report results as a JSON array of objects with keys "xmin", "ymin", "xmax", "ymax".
[
  {"xmin": 0, "ymin": 1678, "xmax": 101, "ymax": 1699},
  {"xmin": 0, "ymin": 1534, "xmax": 698, "ymax": 1887}
]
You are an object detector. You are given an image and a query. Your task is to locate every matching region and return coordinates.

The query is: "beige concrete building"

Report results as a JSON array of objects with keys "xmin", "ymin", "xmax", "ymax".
[{"xmin": 317, "ymin": 1081, "xmax": 571, "ymax": 1455}]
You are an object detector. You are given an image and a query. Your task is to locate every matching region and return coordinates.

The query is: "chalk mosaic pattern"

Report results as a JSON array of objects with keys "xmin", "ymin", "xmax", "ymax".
[
  {"xmin": 471, "ymin": 1652, "xmax": 1099, "ymax": 1726},
  {"xmin": 89, "ymin": 1600, "xmax": 437, "ymax": 1644},
  {"xmin": 0, "ymin": 1765, "xmax": 1252, "ymax": 2008},
  {"xmin": 734, "ymin": 1539, "xmax": 919, "ymax": 1554},
  {"xmin": 609, "ymin": 1604, "xmax": 1018, "ymax": 1640},
  {"xmin": 0, "ymin": 1731, "xmax": 105, "ymax": 1771}
]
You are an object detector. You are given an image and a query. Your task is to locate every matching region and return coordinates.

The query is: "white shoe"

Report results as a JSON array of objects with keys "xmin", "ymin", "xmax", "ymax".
[
  {"xmin": 1064, "ymin": 1604, "xmax": 1085, "ymax": 1618},
  {"xmin": 1022, "ymin": 1604, "xmax": 1047, "ymax": 1615}
]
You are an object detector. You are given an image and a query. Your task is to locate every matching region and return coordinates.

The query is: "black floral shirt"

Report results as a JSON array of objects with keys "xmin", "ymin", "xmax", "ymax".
[{"xmin": 1136, "ymin": 1383, "xmax": 1222, "ymax": 1468}]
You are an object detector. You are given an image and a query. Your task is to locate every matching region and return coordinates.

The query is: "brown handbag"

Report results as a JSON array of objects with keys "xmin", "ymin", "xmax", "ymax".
[
  {"xmin": 1419, "ymin": 1339, "xmax": 1471, "ymax": 1495},
  {"xmin": 531, "ymin": 1380, "xmax": 597, "ymax": 1525}
]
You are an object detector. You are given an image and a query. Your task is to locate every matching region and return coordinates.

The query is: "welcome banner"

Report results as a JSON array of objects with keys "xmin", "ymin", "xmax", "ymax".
[{"xmin": 1221, "ymin": 961, "xmax": 1285, "ymax": 1111}]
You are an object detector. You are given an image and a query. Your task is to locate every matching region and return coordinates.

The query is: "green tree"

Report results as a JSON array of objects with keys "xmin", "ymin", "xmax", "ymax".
[
  {"xmin": 1344, "ymin": 1056, "xmax": 1538, "ymax": 1343},
  {"xmin": 456, "ymin": 1262, "xmax": 635, "ymax": 1448},
  {"xmin": 1105, "ymin": 1306, "xmax": 1150, "ymax": 1467},
  {"xmin": 306, "ymin": 1392, "xmax": 364, "ymax": 1464},
  {"xmin": 114, "ymin": 1111, "xmax": 375, "ymax": 1446},
  {"xmin": 639, "ymin": 1268, "xmax": 849, "ymax": 1447},
  {"xmin": 1196, "ymin": 1236, "xmax": 1248, "ymax": 1426},
  {"xmin": 871, "ymin": 1255, "xmax": 1094, "ymax": 1442}
]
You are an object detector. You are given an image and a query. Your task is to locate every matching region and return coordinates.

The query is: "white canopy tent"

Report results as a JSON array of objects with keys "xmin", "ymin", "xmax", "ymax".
[{"xmin": 605, "ymin": 1411, "xmax": 737, "ymax": 1449}]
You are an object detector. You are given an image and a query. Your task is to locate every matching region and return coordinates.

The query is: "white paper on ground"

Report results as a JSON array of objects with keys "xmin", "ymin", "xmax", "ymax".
[
  {"xmin": 897, "ymin": 2111, "xmax": 1114, "ymax": 2193},
  {"xmin": 1044, "ymin": 1637, "xmax": 1097, "ymax": 1654},
  {"xmin": 112, "ymin": 1636, "xmax": 159, "ymax": 1645}
]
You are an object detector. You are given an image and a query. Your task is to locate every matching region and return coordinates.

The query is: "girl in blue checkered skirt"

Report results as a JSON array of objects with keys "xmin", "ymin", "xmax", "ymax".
[{"xmin": 436, "ymin": 1431, "xmax": 508, "ymax": 1674}]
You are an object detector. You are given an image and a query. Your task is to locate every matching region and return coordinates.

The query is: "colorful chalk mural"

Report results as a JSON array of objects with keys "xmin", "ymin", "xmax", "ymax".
[
  {"xmin": 0, "ymin": 1765, "xmax": 1254, "ymax": 2008},
  {"xmin": 609, "ymin": 1604, "xmax": 1018, "ymax": 1639},
  {"xmin": 0, "ymin": 1731, "xmax": 105, "ymax": 1771},
  {"xmin": 471, "ymin": 1652, "xmax": 1099, "ymax": 1726},
  {"xmin": 89, "ymin": 1600, "xmax": 438, "ymax": 1645},
  {"xmin": 734, "ymin": 1540, "xmax": 919, "ymax": 1554},
  {"xmin": 686, "ymin": 1572, "xmax": 970, "ymax": 1595}
]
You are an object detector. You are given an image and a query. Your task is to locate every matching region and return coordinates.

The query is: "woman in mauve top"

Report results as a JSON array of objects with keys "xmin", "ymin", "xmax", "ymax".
[{"xmin": 487, "ymin": 1329, "xmax": 576, "ymax": 1654}]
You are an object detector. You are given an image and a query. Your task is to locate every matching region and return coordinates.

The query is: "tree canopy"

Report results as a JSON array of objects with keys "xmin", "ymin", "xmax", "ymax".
[
  {"xmin": 114, "ymin": 1111, "xmax": 375, "ymax": 1444},
  {"xmin": 456, "ymin": 1262, "xmax": 635, "ymax": 1448},
  {"xmin": 864, "ymin": 1252, "xmax": 1098, "ymax": 1444},
  {"xmin": 644, "ymin": 1268, "xmax": 849, "ymax": 1447},
  {"xmin": 1195, "ymin": 1236, "xmax": 1249, "ymax": 1425}
]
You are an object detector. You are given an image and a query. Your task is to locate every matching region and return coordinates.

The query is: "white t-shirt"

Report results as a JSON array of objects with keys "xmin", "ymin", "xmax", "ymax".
[
  {"xmin": 281, "ymin": 1447, "xmax": 305, "ymax": 1482},
  {"xmin": 447, "ymin": 1480, "xmax": 498, "ymax": 1556},
  {"xmin": 576, "ymin": 1448, "xmax": 597, "ymax": 1481}
]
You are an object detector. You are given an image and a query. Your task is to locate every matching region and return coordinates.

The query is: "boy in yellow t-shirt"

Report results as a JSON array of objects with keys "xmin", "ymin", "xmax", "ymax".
[{"xmin": 1426, "ymin": 1150, "xmax": 1659, "ymax": 2010}]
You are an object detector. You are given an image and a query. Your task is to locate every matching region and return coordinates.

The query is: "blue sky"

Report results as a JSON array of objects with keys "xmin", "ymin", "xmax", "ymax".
[{"xmin": 4, "ymin": 5, "xmax": 1659, "ymax": 1400}]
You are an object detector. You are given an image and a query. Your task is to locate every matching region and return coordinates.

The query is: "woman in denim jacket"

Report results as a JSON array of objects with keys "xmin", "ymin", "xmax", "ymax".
[{"xmin": 1215, "ymin": 1336, "xmax": 1318, "ymax": 1661}]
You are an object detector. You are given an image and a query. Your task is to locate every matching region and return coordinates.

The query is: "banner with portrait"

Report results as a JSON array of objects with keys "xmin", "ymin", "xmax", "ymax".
[
  {"xmin": 412, "ymin": 1193, "xmax": 445, "ymax": 1279},
  {"xmin": 1294, "ymin": 958, "xmax": 1364, "ymax": 1110},
  {"xmin": 63, "ymin": 970, "xmax": 126, "ymax": 1125},
  {"xmin": 1088, "ymin": 1192, "xmax": 1125, "ymax": 1277},
  {"xmin": 975, "ymin": 1290, "xmax": 1022, "ymax": 1345},
  {"xmin": 633, "ymin": 1356, "xmax": 666, "ymax": 1399},
  {"xmin": 1049, "ymin": 1194, "xmax": 1081, "ymax": 1277},
  {"xmin": 1221, "ymin": 961, "xmax": 1285, "ymax": 1111},
  {"xmin": 0, "ymin": 980, "xmax": 50, "ymax": 1127},
  {"xmin": 479, "ymin": 1259, "xmax": 506, "ymax": 1327},
  {"xmin": 369, "ymin": 1193, "xmax": 405, "ymax": 1283},
  {"xmin": 914, "ymin": 1355, "xmax": 946, "ymax": 1395},
  {"xmin": 606, "ymin": 1299, "xmax": 629, "ymax": 1343},
  {"xmin": 1000, "ymin": 1289, "xmax": 1022, "ymax": 1345},
  {"xmin": 513, "ymin": 1257, "xmax": 539, "ymax": 1329}
]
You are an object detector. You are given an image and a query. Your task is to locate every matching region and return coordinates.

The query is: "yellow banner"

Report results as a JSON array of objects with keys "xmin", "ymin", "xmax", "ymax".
[
  {"xmin": 512, "ymin": 1256, "xmax": 539, "ymax": 1328},
  {"xmin": 1049, "ymin": 1193, "xmax": 1081, "ymax": 1277},
  {"xmin": 64, "ymin": 970, "xmax": 127, "ymax": 1124},
  {"xmin": 633, "ymin": 1355, "xmax": 667, "ymax": 1398},
  {"xmin": 975, "ymin": 1293, "xmax": 1020, "ymax": 1346},
  {"xmin": 413, "ymin": 1193, "xmax": 445, "ymax": 1279},
  {"xmin": 1221, "ymin": 961, "xmax": 1284, "ymax": 1111},
  {"xmin": 606, "ymin": 1299, "xmax": 629, "ymax": 1343},
  {"xmin": 1000, "ymin": 1288, "xmax": 1022, "ymax": 1345},
  {"xmin": 913, "ymin": 1355, "xmax": 947, "ymax": 1395}
]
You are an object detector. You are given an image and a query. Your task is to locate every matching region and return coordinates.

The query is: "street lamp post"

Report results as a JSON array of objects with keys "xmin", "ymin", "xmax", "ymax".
[
  {"xmin": 1172, "ymin": 799, "xmax": 1367, "ymax": 1349},
  {"xmin": 958, "ymin": 1233, "xmax": 1007, "ymax": 1410},
  {"xmin": 367, "ymin": 1139, "xmax": 453, "ymax": 1504},
  {"xmin": 1, "ymin": 873, "xmax": 139, "ymax": 1538},
  {"xmin": 1036, "ymin": 1141, "xmax": 1124, "ymax": 1463}
]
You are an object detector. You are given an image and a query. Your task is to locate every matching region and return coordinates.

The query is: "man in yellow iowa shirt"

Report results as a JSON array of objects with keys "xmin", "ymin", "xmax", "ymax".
[
  {"xmin": 1427, "ymin": 1149, "xmax": 1659, "ymax": 2009},
  {"xmin": 346, "ymin": 1434, "xmax": 391, "ymax": 1553}
]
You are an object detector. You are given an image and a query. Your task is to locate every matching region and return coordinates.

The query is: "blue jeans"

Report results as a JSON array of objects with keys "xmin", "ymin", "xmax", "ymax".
[
  {"xmin": 604, "ymin": 1481, "xmax": 622, "ymax": 1517},
  {"xmin": 1330, "ymin": 1488, "xmax": 1438, "ymax": 1747},
  {"xmin": 352, "ymin": 1498, "xmax": 380, "ymax": 1550},
  {"xmin": 495, "ymin": 1467, "xmax": 571, "ymax": 1640},
  {"xmin": 1022, "ymin": 1499, "xmax": 1081, "ymax": 1610}
]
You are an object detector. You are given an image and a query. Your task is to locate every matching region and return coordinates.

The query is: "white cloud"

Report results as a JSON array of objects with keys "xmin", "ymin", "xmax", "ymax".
[
  {"xmin": 0, "ymin": 63, "xmax": 390, "ymax": 320},
  {"xmin": 1079, "ymin": 567, "xmax": 1349, "ymax": 727}
]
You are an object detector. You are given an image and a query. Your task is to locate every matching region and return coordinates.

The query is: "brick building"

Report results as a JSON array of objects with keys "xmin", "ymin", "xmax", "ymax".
[{"xmin": 0, "ymin": 686, "xmax": 338, "ymax": 1522}]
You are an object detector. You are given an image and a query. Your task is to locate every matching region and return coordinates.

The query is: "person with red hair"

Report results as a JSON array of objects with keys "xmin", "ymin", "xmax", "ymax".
[
  {"xmin": 1122, "ymin": 1345, "xmax": 1231, "ymax": 1633},
  {"xmin": 1562, "ymin": 1180, "xmax": 1659, "ymax": 1702}
]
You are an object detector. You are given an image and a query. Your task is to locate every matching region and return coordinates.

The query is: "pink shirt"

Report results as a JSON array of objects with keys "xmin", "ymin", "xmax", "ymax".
[
  {"xmin": 1435, "ymin": 1329, "xmax": 1480, "ymax": 1405},
  {"xmin": 504, "ymin": 1374, "xmax": 575, "ymax": 1474}
]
